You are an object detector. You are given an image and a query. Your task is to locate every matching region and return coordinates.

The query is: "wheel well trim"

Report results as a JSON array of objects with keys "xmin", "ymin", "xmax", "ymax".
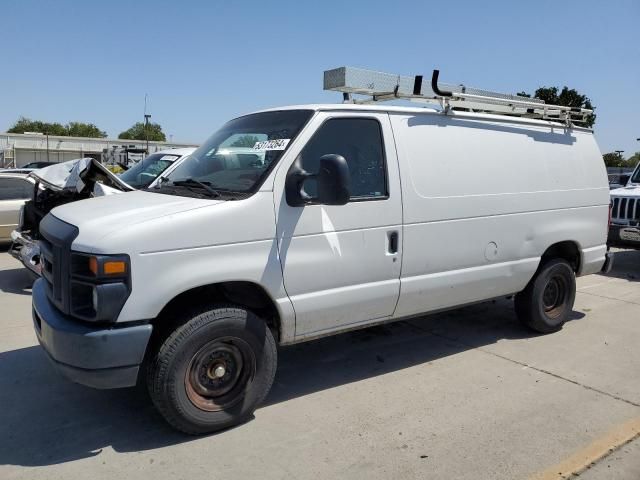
[{"xmin": 152, "ymin": 280, "xmax": 295, "ymax": 344}]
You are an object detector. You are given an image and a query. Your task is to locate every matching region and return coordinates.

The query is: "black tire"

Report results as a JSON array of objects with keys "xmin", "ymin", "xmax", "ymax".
[
  {"xmin": 515, "ymin": 258, "xmax": 576, "ymax": 333},
  {"xmin": 147, "ymin": 305, "xmax": 277, "ymax": 435}
]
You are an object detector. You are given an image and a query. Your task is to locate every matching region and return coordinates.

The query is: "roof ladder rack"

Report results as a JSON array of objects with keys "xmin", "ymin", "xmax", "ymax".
[{"xmin": 323, "ymin": 67, "xmax": 592, "ymax": 127}]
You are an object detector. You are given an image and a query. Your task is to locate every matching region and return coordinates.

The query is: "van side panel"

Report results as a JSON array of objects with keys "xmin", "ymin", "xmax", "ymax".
[
  {"xmin": 390, "ymin": 112, "xmax": 609, "ymax": 318},
  {"xmin": 97, "ymin": 192, "xmax": 297, "ymax": 343}
]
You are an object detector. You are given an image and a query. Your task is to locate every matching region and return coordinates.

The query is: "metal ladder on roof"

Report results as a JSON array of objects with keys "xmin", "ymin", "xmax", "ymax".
[{"xmin": 323, "ymin": 66, "xmax": 592, "ymax": 127}]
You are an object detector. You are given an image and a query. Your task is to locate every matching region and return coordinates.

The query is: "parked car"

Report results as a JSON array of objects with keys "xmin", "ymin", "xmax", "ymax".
[
  {"xmin": 9, "ymin": 148, "xmax": 195, "ymax": 275},
  {"xmin": 1, "ymin": 162, "xmax": 58, "ymax": 175},
  {"xmin": 608, "ymin": 173, "xmax": 631, "ymax": 190},
  {"xmin": 0, "ymin": 174, "xmax": 34, "ymax": 241},
  {"xmin": 31, "ymin": 73, "xmax": 610, "ymax": 435},
  {"xmin": 609, "ymin": 162, "xmax": 640, "ymax": 249},
  {"xmin": 0, "ymin": 168, "xmax": 39, "ymax": 175},
  {"xmin": 116, "ymin": 148, "xmax": 196, "ymax": 189},
  {"xmin": 23, "ymin": 161, "xmax": 59, "ymax": 169}
]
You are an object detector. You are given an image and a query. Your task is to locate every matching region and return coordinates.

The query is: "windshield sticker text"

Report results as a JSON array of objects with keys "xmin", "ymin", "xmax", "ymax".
[{"xmin": 252, "ymin": 139, "xmax": 290, "ymax": 151}]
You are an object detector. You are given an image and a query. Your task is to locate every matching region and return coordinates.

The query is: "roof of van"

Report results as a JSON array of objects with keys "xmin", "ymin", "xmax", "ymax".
[{"xmin": 253, "ymin": 104, "xmax": 593, "ymax": 132}]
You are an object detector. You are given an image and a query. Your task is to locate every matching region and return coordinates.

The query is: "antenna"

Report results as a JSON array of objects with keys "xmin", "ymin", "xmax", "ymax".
[{"xmin": 324, "ymin": 67, "xmax": 592, "ymax": 127}]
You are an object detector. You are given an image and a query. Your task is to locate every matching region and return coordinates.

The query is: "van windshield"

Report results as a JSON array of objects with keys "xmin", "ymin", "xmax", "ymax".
[
  {"xmin": 163, "ymin": 110, "xmax": 313, "ymax": 196},
  {"xmin": 631, "ymin": 165, "xmax": 640, "ymax": 184}
]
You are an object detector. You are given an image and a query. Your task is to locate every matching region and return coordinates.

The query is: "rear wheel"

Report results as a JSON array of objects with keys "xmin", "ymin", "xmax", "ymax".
[
  {"xmin": 147, "ymin": 305, "xmax": 277, "ymax": 435},
  {"xmin": 515, "ymin": 258, "xmax": 576, "ymax": 333}
]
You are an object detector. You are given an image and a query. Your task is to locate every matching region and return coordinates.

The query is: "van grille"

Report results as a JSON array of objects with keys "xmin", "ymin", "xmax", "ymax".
[{"xmin": 39, "ymin": 215, "xmax": 79, "ymax": 315}]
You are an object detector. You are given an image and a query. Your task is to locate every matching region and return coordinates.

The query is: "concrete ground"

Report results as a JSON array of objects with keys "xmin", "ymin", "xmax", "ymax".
[{"xmin": 0, "ymin": 245, "xmax": 638, "ymax": 480}]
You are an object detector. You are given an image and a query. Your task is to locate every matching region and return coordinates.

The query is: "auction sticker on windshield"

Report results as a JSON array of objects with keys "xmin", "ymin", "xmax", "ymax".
[{"xmin": 253, "ymin": 139, "xmax": 290, "ymax": 151}]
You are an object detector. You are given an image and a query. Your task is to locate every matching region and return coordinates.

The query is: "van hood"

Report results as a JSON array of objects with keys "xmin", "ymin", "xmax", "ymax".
[
  {"xmin": 50, "ymin": 190, "xmax": 221, "ymax": 244},
  {"xmin": 610, "ymin": 184, "xmax": 640, "ymax": 197}
]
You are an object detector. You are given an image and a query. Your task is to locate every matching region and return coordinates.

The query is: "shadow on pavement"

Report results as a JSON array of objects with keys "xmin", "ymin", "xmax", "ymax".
[
  {"xmin": 598, "ymin": 249, "xmax": 640, "ymax": 282},
  {"xmin": 0, "ymin": 297, "xmax": 585, "ymax": 468},
  {"xmin": 0, "ymin": 267, "xmax": 34, "ymax": 295}
]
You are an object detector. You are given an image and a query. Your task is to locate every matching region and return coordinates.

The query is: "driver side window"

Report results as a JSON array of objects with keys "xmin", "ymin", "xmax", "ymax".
[{"xmin": 299, "ymin": 118, "xmax": 388, "ymax": 200}]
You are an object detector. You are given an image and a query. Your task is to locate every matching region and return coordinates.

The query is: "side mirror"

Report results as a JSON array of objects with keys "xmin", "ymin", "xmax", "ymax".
[{"xmin": 285, "ymin": 154, "xmax": 351, "ymax": 207}]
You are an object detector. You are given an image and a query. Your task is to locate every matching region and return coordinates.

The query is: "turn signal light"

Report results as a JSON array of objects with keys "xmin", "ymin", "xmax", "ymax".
[
  {"xmin": 89, "ymin": 256, "xmax": 98, "ymax": 276},
  {"xmin": 88, "ymin": 257, "xmax": 127, "ymax": 276},
  {"xmin": 104, "ymin": 261, "xmax": 126, "ymax": 275}
]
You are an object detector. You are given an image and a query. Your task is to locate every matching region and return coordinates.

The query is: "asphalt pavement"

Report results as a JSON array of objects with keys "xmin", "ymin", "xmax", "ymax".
[{"xmin": 0, "ymin": 245, "xmax": 638, "ymax": 479}]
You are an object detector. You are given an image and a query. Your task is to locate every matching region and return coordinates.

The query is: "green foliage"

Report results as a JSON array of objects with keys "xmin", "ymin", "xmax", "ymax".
[
  {"xmin": 67, "ymin": 121, "xmax": 107, "ymax": 138},
  {"xmin": 118, "ymin": 122, "xmax": 166, "ymax": 142},
  {"xmin": 603, "ymin": 152, "xmax": 639, "ymax": 168},
  {"xmin": 624, "ymin": 152, "xmax": 640, "ymax": 168},
  {"xmin": 7, "ymin": 117, "xmax": 106, "ymax": 137},
  {"xmin": 230, "ymin": 135, "xmax": 260, "ymax": 148},
  {"xmin": 518, "ymin": 86, "xmax": 596, "ymax": 127}
]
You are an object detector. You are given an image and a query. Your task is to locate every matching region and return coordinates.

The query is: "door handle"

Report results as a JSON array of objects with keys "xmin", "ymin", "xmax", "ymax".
[{"xmin": 388, "ymin": 231, "xmax": 399, "ymax": 254}]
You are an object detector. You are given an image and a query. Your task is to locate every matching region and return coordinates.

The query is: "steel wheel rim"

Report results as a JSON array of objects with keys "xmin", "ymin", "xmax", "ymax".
[
  {"xmin": 185, "ymin": 336, "xmax": 256, "ymax": 412},
  {"xmin": 542, "ymin": 275, "xmax": 567, "ymax": 318}
]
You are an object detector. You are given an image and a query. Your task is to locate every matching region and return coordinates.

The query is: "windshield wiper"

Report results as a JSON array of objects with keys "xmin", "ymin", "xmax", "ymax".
[{"xmin": 171, "ymin": 178, "xmax": 221, "ymax": 198}]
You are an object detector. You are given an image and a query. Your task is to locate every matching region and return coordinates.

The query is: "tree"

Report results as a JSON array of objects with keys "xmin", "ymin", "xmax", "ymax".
[
  {"xmin": 518, "ymin": 86, "xmax": 596, "ymax": 128},
  {"xmin": 231, "ymin": 135, "xmax": 260, "ymax": 148},
  {"xmin": 603, "ymin": 152, "xmax": 626, "ymax": 168},
  {"xmin": 7, "ymin": 117, "xmax": 106, "ymax": 137},
  {"xmin": 66, "ymin": 121, "xmax": 107, "ymax": 138},
  {"xmin": 118, "ymin": 122, "xmax": 166, "ymax": 142},
  {"xmin": 603, "ymin": 152, "xmax": 639, "ymax": 169},
  {"xmin": 626, "ymin": 152, "xmax": 640, "ymax": 169}
]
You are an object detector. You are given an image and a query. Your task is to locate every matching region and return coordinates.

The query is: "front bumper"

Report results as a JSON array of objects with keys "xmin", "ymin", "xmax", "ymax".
[
  {"xmin": 608, "ymin": 225, "xmax": 640, "ymax": 250},
  {"xmin": 9, "ymin": 230, "xmax": 41, "ymax": 276},
  {"xmin": 32, "ymin": 278, "xmax": 152, "ymax": 389}
]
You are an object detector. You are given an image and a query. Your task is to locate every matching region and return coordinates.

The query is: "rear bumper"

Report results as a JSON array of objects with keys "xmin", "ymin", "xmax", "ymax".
[
  {"xmin": 32, "ymin": 278, "xmax": 152, "ymax": 389},
  {"xmin": 9, "ymin": 230, "xmax": 41, "ymax": 276},
  {"xmin": 608, "ymin": 225, "xmax": 640, "ymax": 250}
]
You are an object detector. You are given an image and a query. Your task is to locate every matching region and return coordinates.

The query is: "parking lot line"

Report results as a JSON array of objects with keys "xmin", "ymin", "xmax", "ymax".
[{"xmin": 528, "ymin": 416, "xmax": 640, "ymax": 480}]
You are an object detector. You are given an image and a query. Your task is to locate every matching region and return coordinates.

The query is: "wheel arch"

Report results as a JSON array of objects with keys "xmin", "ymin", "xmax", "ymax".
[
  {"xmin": 150, "ymin": 281, "xmax": 283, "ymax": 344},
  {"xmin": 540, "ymin": 240, "xmax": 581, "ymax": 273}
]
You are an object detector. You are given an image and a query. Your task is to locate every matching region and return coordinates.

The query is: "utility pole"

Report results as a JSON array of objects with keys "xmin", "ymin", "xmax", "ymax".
[
  {"xmin": 144, "ymin": 93, "xmax": 150, "ymax": 154},
  {"xmin": 144, "ymin": 114, "xmax": 151, "ymax": 154},
  {"xmin": 45, "ymin": 131, "xmax": 50, "ymax": 162}
]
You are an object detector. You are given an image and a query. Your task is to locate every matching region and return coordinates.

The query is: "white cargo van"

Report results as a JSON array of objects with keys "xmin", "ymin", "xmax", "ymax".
[{"xmin": 32, "ymin": 68, "xmax": 612, "ymax": 434}]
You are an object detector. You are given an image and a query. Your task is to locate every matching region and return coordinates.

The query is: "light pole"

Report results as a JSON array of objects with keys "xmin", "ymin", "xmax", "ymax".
[
  {"xmin": 144, "ymin": 114, "xmax": 151, "ymax": 154},
  {"xmin": 45, "ymin": 131, "xmax": 49, "ymax": 162}
]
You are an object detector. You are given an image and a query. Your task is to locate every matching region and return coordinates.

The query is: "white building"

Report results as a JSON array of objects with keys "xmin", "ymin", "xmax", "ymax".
[{"xmin": 0, "ymin": 132, "xmax": 198, "ymax": 167}]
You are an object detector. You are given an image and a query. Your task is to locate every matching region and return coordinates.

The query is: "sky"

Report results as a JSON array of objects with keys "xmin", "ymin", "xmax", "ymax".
[{"xmin": 2, "ymin": 0, "xmax": 639, "ymax": 157}]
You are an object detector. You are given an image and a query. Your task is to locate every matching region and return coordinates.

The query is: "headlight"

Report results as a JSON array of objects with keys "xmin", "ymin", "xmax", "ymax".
[{"xmin": 70, "ymin": 252, "xmax": 131, "ymax": 323}]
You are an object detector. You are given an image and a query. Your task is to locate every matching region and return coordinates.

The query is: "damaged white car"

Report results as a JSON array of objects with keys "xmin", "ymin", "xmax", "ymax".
[{"xmin": 10, "ymin": 148, "xmax": 195, "ymax": 275}]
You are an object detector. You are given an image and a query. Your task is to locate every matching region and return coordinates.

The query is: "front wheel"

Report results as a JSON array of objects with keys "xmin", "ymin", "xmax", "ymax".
[
  {"xmin": 147, "ymin": 305, "xmax": 277, "ymax": 435},
  {"xmin": 515, "ymin": 258, "xmax": 576, "ymax": 333}
]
